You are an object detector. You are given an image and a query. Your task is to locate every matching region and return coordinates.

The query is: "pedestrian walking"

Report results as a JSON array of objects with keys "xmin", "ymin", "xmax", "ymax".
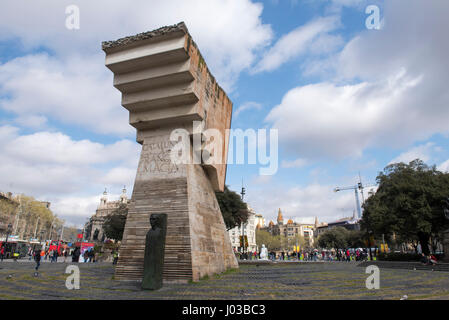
[
  {"xmin": 88, "ymin": 249, "xmax": 95, "ymax": 263},
  {"xmin": 34, "ymin": 249, "xmax": 41, "ymax": 271},
  {"xmin": 112, "ymin": 251, "xmax": 118, "ymax": 265}
]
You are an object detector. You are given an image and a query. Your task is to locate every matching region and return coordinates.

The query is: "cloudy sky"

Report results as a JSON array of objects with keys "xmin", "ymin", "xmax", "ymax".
[{"xmin": 1, "ymin": 0, "xmax": 448, "ymax": 227}]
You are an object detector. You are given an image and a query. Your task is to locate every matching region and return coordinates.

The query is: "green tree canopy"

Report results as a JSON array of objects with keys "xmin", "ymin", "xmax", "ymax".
[
  {"xmin": 215, "ymin": 186, "xmax": 249, "ymax": 230},
  {"xmin": 0, "ymin": 194, "xmax": 62, "ymax": 240},
  {"xmin": 256, "ymin": 229, "xmax": 281, "ymax": 251},
  {"xmin": 317, "ymin": 227, "xmax": 349, "ymax": 249},
  {"xmin": 361, "ymin": 159, "xmax": 449, "ymax": 255},
  {"xmin": 102, "ymin": 203, "xmax": 128, "ymax": 241}
]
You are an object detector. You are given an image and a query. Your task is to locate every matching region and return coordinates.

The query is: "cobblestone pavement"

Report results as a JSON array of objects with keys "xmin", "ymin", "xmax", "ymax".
[{"xmin": 0, "ymin": 261, "xmax": 448, "ymax": 300}]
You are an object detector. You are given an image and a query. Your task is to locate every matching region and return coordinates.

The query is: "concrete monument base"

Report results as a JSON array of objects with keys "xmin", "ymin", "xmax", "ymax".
[{"xmin": 115, "ymin": 127, "xmax": 237, "ymax": 282}]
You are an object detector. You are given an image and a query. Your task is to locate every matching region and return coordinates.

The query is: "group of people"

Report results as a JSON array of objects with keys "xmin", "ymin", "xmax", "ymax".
[
  {"xmin": 421, "ymin": 253, "xmax": 438, "ymax": 265},
  {"xmin": 29, "ymin": 248, "xmax": 69, "ymax": 263},
  {"xmin": 31, "ymin": 248, "xmax": 64, "ymax": 270},
  {"xmin": 237, "ymin": 248, "xmax": 376, "ymax": 262},
  {"xmin": 83, "ymin": 248, "xmax": 96, "ymax": 263},
  {"xmin": 69, "ymin": 247, "xmax": 96, "ymax": 263}
]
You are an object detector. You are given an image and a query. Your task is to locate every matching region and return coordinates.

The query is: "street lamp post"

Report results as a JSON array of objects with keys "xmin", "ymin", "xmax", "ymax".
[
  {"xmin": 48, "ymin": 218, "xmax": 56, "ymax": 240},
  {"xmin": 240, "ymin": 184, "xmax": 246, "ymax": 260}
]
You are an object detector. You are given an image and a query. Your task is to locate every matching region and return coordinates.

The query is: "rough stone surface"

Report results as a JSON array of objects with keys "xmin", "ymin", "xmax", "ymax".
[{"xmin": 102, "ymin": 22, "xmax": 188, "ymax": 52}]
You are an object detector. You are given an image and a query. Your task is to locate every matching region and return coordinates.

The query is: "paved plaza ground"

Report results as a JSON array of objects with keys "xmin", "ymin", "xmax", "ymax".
[{"xmin": 0, "ymin": 260, "xmax": 448, "ymax": 300}]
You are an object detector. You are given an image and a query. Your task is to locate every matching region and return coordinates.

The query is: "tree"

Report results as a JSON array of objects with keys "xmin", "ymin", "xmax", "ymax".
[
  {"xmin": 256, "ymin": 229, "xmax": 281, "ymax": 251},
  {"xmin": 215, "ymin": 186, "xmax": 249, "ymax": 230},
  {"xmin": 317, "ymin": 227, "xmax": 349, "ymax": 249},
  {"xmin": 346, "ymin": 230, "xmax": 366, "ymax": 248},
  {"xmin": 103, "ymin": 203, "xmax": 128, "ymax": 241},
  {"xmin": 361, "ymin": 159, "xmax": 449, "ymax": 255},
  {"xmin": 0, "ymin": 194, "xmax": 61, "ymax": 240}
]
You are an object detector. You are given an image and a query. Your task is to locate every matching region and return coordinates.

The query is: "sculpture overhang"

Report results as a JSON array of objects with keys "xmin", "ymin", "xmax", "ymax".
[{"xmin": 102, "ymin": 22, "xmax": 232, "ymax": 192}]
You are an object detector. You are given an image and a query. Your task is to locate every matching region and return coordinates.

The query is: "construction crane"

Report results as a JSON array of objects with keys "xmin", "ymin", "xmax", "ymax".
[
  {"xmin": 334, "ymin": 185, "xmax": 363, "ymax": 220},
  {"xmin": 334, "ymin": 174, "xmax": 376, "ymax": 220}
]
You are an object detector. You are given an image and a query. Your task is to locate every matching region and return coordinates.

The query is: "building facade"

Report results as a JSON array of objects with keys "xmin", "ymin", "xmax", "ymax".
[
  {"xmin": 228, "ymin": 206, "xmax": 259, "ymax": 253},
  {"xmin": 88, "ymin": 188, "xmax": 129, "ymax": 242},
  {"xmin": 266, "ymin": 208, "xmax": 323, "ymax": 249}
]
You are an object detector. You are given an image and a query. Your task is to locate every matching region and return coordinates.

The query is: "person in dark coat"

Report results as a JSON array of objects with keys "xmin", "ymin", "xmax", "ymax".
[
  {"xmin": 72, "ymin": 247, "xmax": 80, "ymax": 262},
  {"xmin": 34, "ymin": 249, "xmax": 41, "ymax": 271}
]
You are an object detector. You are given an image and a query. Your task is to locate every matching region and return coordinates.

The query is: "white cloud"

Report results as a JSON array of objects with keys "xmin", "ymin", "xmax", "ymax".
[
  {"xmin": 253, "ymin": 16, "xmax": 341, "ymax": 73},
  {"xmin": 281, "ymin": 158, "xmax": 308, "ymax": 168},
  {"xmin": 0, "ymin": 126, "xmax": 140, "ymax": 226},
  {"xmin": 0, "ymin": 1, "xmax": 273, "ymax": 136},
  {"xmin": 250, "ymin": 174, "xmax": 273, "ymax": 185},
  {"xmin": 100, "ymin": 167, "xmax": 136, "ymax": 187},
  {"xmin": 247, "ymin": 183, "xmax": 355, "ymax": 224},
  {"xmin": 3, "ymin": 130, "xmax": 139, "ymax": 167},
  {"xmin": 389, "ymin": 143, "xmax": 436, "ymax": 165},
  {"xmin": 50, "ymin": 195, "xmax": 101, "ymax": 227},
  {"xmin": 438, "ymin": 160, "xmax": 449, "ymax": 173},
  {"xmin": 14, "ymin": 115, "xmax": 48, "ymax": 129},
  {"xmin": 234, "ymin": 101, "xmax": 262, "ymax": 117},
  {"xmin": 0, "ymin": 53, "xmax": 130, "ymax": 135},
  {"xmin": 0, "ymin": 0, "xmax": 272, "ymax": 91},
  {"xmin": 51, "ymin": 191, "xmax": 128, "ymax": 227},
  {"xmin": 267, "ymin": 71, "xmax": 422, "ymax": 158},
  {"xmin": 266, "ymin": 0, "xmax": 449, "ymax": 160}
]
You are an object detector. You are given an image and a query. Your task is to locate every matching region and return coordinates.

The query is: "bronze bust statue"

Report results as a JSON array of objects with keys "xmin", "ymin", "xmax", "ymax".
[{"xmin": 142, "ymin": 213, "xmax": 167, "ymax": 290}]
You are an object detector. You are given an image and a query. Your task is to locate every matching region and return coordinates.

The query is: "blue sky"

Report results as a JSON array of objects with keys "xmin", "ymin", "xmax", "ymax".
[{"xmin": 1, "ymin": 0, "xmax": 448, "ymax": 227}]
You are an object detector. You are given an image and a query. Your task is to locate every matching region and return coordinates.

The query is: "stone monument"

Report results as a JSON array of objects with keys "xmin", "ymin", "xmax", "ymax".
[
  {"xmin": 142, "ymin": 214, "xmax": 167, "ymax": 290},
  {"xmin": 102, "ymin": 22, "xmax": 238, "ymax": 282}
]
